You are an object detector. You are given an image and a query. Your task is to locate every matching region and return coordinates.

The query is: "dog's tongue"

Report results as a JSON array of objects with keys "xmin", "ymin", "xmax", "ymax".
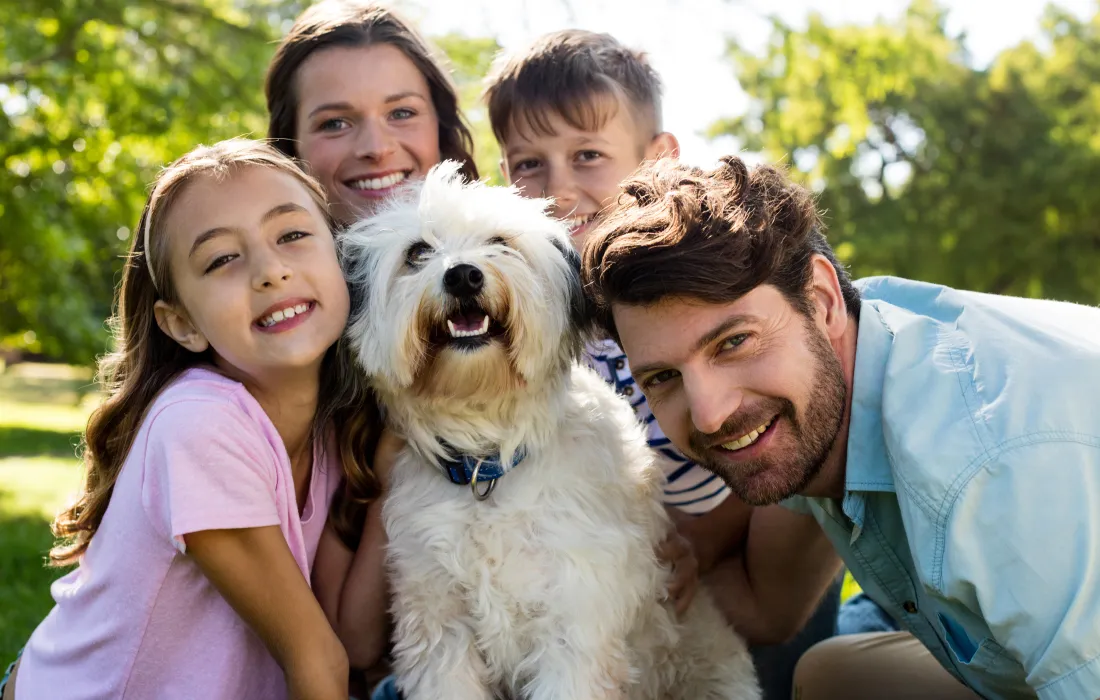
[{"xmin": 449, "ymin": 312, "xmax": 487, "ymax": 332}]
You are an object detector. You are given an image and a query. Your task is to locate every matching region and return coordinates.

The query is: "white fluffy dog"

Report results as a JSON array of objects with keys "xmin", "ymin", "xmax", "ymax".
[{"xmin": 343, "ymin": 162, "xmax": 760, "ymax": 700}]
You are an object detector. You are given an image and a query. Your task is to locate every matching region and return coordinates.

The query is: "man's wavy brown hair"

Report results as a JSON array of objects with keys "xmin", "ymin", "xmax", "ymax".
[{"xmin": 582, "ymin": 155, "xmax": 860, "ymax": 340}]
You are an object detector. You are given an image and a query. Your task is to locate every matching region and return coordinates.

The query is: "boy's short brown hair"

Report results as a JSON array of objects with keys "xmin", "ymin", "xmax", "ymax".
[{"xmin": 484, "ymin": 29, "xmax": 663, "ymax": 145}]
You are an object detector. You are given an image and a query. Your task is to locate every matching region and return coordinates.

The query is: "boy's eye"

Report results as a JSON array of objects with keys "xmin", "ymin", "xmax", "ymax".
[
  {"xmin": 720, "ymin": 333, "xmax": 751, "ymax": 351},
  {"xmin": 405, "ymin": 241, "xmax": 433, "ymax": 266},
  {"xmin": 511, "ymin": 159, "xmax": 540, "ymax": 173},
  {"xmin": 642, "ymin": 369, "xmax": 680, "ymax": 389},
  {"xmin": 576, "ymin": 150, "xmax": 603, "ymax": 163},
  {"xmin": 204, "ymin": 253, "xmax": 237, "ymax": 274},
  {"xmin": 279, "ymin": 230, "xmax": 311, "ymax": 244},
  {"xmin": 318, "ymin": 117, "xmax": 350, "ymax": 132}
]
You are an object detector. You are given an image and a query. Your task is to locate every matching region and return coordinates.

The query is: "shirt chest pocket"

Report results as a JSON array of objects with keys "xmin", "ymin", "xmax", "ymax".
[{"xmin": 938, "ymin": 612, "xmax": 1032, "ymax": 698}]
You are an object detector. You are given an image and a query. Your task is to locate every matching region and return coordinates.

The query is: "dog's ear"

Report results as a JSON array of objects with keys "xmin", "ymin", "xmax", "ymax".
[{"xmin": 550, "ymin": 236, "xmax": 594, "ymax": 338}]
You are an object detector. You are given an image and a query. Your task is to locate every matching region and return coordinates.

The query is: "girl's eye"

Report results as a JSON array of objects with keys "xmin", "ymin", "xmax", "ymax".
[
  {"xmin": 204, "ymin": 254, "xmax": 237, "ymax": 274},
  {"xmin": 720, "ymin": 333, "xmax": 750, "ymax": 351},
  {"xmin": 279, "ymin": 230, "xmax": 311, "ymax": 244},
  {"xmin": 318, "ymin": 117, "xmax": 350, "ymax": 132},
  {"xmin": 643, "ymin": 369, "xmax": 680, "ymax": 389},
  {"xmin": 405, "ymin": 241, "xmax": 433, "ymax": 266}
]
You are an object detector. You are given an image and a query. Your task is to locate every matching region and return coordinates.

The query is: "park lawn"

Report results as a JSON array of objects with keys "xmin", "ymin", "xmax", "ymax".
[{"xmin": 0, "ymin": 364, "xmax": 94, "ymax": 662}]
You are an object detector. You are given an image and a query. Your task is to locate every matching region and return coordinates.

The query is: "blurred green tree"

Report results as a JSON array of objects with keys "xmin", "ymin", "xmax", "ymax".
[
  {"xmin": 711, "ymin": 0, "xmax": 1100, "ymax": 303},
  {"xmin": 0, "ymin": 0, "xmax": 501, "ymax": 364}
]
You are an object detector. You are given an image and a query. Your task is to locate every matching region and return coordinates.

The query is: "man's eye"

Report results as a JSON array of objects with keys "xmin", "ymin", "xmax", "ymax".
[
  {"xmin": 405, "ymin": 241, "xmax": 433, "ymax": 266},
  {"xmin": 643, "ymin": 369, "xmax": 680, "ymax": 389},
  {"xmin": 720, "ymin": 333, "xmax": 750, "ymax": 351}
]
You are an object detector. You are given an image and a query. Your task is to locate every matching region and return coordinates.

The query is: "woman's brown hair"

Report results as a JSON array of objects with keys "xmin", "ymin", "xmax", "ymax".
[
  {"xmin": 50, "ymin": 138, "xmax": 380, "ymax": 566},
  {"xmin": 266, "ymin": 0, "xmax": 478, "ymax": 183},
  {"xmin": 582, "ymin": 155, "xmax": 861, "ymax": 341}
]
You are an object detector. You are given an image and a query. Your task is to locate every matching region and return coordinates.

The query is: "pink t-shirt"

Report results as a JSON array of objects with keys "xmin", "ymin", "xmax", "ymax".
[{"xmin": 16, "ymin": 368, "xmax": 343, "ymax": 700}]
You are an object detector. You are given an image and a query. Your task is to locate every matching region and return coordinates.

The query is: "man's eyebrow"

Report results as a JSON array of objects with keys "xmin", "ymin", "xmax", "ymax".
[{"xmin": 629, "ymin": 313, "xmax": 759, "ymax": 377}]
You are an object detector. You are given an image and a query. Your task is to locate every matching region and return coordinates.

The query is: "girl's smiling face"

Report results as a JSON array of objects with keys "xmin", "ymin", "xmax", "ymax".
[
  {"xmin": 155, "ymin": 165, "xmax": 350, "ymax": 382},
  {"xmin": 294, "ymin": 43, "xmax": 442, "ymax": 226}
]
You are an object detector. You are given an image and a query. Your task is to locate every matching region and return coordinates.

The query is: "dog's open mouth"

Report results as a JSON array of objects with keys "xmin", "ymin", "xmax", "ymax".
[{"xmin": 436, "ymin": 301, "xmax": 505, "ymax": 350}]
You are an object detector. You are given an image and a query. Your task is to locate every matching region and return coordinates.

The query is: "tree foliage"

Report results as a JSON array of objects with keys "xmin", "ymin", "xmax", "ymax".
[
  {"xmin": 712, "ymin": 0, "xmax": 1100, "ymax": 303},
  {"xmin": 0, "ymin": 0, "xmax": 501, "ymax": 363}
]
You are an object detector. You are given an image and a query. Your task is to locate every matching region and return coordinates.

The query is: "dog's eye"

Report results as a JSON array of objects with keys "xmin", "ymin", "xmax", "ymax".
[
  {"xmin": 405, "ymin": 241, "xmax": 433, "ymax": 266},
  {"xmin": 489, "ymin": 236, "xmax": 509, "ymax": 247}
]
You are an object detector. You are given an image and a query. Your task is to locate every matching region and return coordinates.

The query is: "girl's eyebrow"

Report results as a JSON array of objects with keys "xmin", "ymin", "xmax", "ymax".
[{"xmin": 189, "ymin": 203, "xmax": 310, "ymax": 257}]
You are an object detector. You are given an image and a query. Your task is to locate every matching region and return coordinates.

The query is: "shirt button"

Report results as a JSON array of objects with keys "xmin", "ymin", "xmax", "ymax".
[
  {"xmin": 902, "ymin": 600, "xmax": 918, "ymax": 614},
  {"xmin": 623, "ymin": 386, "xmax": 635, "ymax": 397},
  {"xmin": 615, "ymin": 358, "xmax": 625, "ymax": 370}
]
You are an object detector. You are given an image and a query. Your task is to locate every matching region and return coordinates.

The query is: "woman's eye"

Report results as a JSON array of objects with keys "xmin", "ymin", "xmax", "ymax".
[
  {"xmin": 204, "ymin": 254, "xmax": 237, "ymax": 274},
  {"xmin": 391, "ymin": 107, "xmax": 416, "ymax": 120},
  {"xmin": 405, "ymin": 241, "xmax": 433, "ymax": 266},
  {"xmin": 279, "ymin": 230, "xmax": 310, "ymax": 244},
  {"xmin": 318, "ymin": 117, "xmax": 349, "ymax": 132}
]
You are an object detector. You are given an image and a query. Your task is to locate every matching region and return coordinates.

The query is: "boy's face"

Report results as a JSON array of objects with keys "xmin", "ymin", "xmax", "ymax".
[{"xmin": 502, "ymin": 100, "xmax": 677, "ymax": 249}]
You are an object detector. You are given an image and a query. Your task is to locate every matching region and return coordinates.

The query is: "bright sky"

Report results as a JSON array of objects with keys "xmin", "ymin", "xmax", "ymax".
[{"xmin": 405, "ymin": 0, "xmax": 1095, "ymax": 167}]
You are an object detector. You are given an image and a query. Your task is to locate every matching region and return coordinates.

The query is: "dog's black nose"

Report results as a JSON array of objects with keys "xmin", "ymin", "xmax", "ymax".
[{"xmin": 443, "ymin": 263, "xmax": 484, "ymax": 297}]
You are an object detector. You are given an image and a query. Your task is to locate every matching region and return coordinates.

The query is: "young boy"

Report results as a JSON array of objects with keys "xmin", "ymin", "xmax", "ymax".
[{"xmin": 484, "ymin": 29, "xmax": 845, "ymax": 699}]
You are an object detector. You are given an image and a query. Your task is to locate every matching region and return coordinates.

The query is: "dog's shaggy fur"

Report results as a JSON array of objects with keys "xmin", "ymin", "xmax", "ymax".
[{"xmin": 343, "ymin": 162, "xmax": 760, "ymax": 700}]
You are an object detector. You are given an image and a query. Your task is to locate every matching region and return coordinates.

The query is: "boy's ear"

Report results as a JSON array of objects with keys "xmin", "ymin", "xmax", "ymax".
[
  {"xmin": 645, "ymin": 132, "xmax": 680, "ymax": 161},
  {"xmin": 154, "ymin": 300, "xmax": 210, "ymax": 353}
]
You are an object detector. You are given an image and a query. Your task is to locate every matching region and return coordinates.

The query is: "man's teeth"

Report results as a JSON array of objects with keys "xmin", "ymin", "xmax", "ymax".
[
  {"xmin": 446, "ymin": 315, "xmax": 490, "ymax": 338},
  {"xmin": 351, "ymin": 172, "xmax": 407, "ymax": 190},
  {"xmin": 259, "ymin": 303, "xmax": 310, "ymax": 328},
  {"xmin": 720, "ymin": 418, "xmax": 774, "ymax": 451}
]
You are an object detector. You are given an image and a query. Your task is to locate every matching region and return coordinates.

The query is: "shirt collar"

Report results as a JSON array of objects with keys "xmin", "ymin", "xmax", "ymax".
[{"xmin": 842, "ymin": 299, "xmax": 898, "ymax": 531}]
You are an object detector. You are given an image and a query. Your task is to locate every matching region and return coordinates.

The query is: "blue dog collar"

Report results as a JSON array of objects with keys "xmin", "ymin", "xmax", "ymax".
[{"xmin": 437, "ymin": 442, "xmax": 527, "ymax": 500}]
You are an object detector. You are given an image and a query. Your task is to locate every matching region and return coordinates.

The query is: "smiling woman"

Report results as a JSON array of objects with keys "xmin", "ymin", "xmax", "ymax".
[{"xmin": 265, "ymin": 0, "xmax": 479, "ymax": 227}]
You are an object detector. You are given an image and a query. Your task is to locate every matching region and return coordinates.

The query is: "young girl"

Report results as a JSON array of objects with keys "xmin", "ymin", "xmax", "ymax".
[{"xmin": 3, "ymin": 138, "xmax": 381, "ymax": 700}]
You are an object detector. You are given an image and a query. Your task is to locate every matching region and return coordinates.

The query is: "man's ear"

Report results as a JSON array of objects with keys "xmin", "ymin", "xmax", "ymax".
[
  {"xmin": 154, "ymin": 300, "xmax": 210, "ymax": 353},
  {"xmin": 645, "ymin": 132, "xmax": 680, "ymax": 161},
  {"xmin": 809, "ymin": 254, "xmax": 849, "ymax": 342}
]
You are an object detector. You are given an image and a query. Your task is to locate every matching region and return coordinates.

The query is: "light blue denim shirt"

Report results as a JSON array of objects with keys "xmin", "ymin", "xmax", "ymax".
[{"xmin": 785, "ymin": 276, "xmax": 1100, "ymax": 700}]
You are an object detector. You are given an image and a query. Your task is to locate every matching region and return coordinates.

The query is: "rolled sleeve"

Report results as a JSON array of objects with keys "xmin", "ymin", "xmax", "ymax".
[{"xmin": 942, "ymin": 437, "xmax": 1100, "ymax": 699}]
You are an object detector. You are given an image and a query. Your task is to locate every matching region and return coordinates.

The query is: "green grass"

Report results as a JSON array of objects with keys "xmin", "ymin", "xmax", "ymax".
[{"xmin": 0, "ymin": 363, "xmax": 92, "ymax": 662}]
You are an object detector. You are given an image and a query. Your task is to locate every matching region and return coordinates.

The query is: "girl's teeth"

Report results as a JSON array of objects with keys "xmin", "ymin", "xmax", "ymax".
[{"xmin": 260, "ymin": 303, "xmax": 312, "ymax": 327}]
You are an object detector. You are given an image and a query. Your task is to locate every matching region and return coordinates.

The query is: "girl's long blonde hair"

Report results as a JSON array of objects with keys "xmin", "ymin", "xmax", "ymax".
[{"xmin": 50, "ymin": 139, "xmax": 381, "ymax": 566}]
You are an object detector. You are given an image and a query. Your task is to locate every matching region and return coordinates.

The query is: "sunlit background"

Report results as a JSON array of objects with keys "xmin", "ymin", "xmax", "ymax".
[{"xmin": 2, "ymin": 0, "xmax": 1098, "ymax": 660}]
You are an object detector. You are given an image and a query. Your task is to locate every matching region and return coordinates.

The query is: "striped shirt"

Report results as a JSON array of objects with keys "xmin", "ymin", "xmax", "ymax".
[{"xmin": 586, "ymin": 339, "xmax": 730, "ymax": 515}]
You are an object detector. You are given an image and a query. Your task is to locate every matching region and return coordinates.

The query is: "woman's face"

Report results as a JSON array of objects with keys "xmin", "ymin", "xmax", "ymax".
[{"xmin": 294, "ymin": 43, "xmax": 441, "ymax": 225}]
